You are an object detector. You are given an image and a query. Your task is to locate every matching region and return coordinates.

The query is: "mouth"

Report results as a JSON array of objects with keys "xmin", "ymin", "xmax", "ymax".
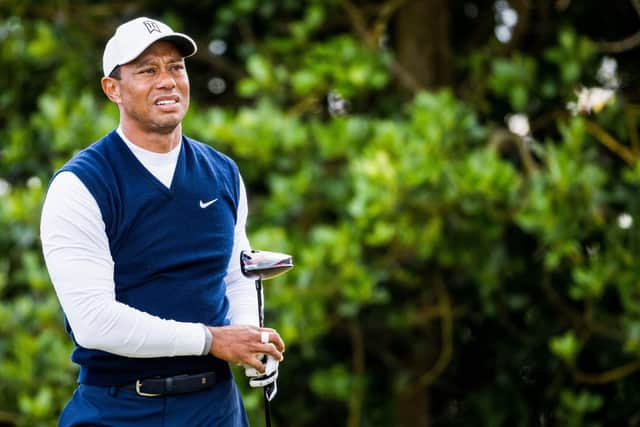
[{"xmin": 153, "ymin": 96, "xmax": 180, "ymax": 109}]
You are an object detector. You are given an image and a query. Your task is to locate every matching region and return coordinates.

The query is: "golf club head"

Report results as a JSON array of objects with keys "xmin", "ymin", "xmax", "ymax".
[{"xmin": 240, "ymin": 250, "xmax": 294, "ymax": 280}]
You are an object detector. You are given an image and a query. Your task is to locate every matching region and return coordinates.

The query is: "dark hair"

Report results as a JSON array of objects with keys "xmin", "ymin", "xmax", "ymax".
[{"xmin": 109, "ymin": 65, "xmax": 121, "ymax": 80}]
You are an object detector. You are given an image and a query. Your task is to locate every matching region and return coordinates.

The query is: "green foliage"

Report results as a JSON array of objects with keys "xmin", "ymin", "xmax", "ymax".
[
  {"xmin": 0, "ymin": 184, "xmax": 78, "ymax": 427},
  {"xmin": 309, "ymin": 364, "xmax": 353, "ymax": 401},
  {"xmin": 544, "ymin": 29, "xmax": 598, "ymax": 86},
  {"xmin": 556, "ymin": 389, "xmax": 603, "ymax": 427},
  {"xmin": 238, "ymin": 35, "xmax": 390, "ymax": 101},
  {"xmin": 516, "ymin": 118, "xmax": 607, "ymax": 269},
  {"xmin": 2, "ymin": 1, "xmax": 640, "ymax": 426},
  {"xmin": 550, "ymin": 331, "xmax": 581, "ymax": 365},
  {"xmin": 489, "ymin": 54, "xmax": 537, "ymax": 111}
]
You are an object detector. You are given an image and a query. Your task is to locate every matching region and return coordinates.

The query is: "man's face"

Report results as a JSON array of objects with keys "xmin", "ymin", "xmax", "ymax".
[{"xmin": 114, "ymin": 41, "xmax": 190, "ymax": 134}]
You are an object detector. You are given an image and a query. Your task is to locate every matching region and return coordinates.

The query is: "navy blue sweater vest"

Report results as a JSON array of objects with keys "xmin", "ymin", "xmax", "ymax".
[{"xmin": 56, "ymin": 130, "xmax": 240, "ymax": 386}]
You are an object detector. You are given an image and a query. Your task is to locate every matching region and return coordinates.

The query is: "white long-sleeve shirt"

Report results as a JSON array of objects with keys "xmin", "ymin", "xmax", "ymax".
[{"xmin": 40, "ymin": 128, "xmax": 258, "ymax": 358}]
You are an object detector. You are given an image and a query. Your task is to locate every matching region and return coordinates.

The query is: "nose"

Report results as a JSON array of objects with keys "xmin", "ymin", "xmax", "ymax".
[{"xmin": 156, "ymin": 68, "xmax": 176, "ymax": 89}]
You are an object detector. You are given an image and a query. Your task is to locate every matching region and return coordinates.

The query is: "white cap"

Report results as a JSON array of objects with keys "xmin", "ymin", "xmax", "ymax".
[{"xmin": 102, "ymin": 17, "xmax": 197, "ymax": 77}]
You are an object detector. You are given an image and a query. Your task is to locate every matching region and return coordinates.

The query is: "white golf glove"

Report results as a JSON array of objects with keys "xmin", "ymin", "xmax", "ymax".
[
  {"xmin": 245, "ymin": 353, "xmax": 278, "ymax": 379},
  {"xmin": 245, "ymin": 354, "xmax": 279, "ymax": 400}
]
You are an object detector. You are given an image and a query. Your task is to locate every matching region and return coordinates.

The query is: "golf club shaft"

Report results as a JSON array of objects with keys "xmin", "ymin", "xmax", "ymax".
[
  {"xmin": 256, "ymin": 278, "xmax": 272, "ymax": 427},
  {"xmin": 256, "ymin": 279, "xmax": 264, "ymax": 327},
  {"xmin": 264, "ymin": 390, "xmax": 272, "ymax": 427}
]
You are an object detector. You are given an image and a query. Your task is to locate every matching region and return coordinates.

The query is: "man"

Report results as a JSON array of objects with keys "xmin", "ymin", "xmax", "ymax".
[{"xmin": 40, "ymin": 17, "xmax": 284, "ymax": 426}]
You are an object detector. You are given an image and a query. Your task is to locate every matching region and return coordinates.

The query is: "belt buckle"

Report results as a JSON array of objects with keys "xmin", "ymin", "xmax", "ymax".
[{"xmin": 135, "ymin": 380, "xmax": 161, "ymax": 397}]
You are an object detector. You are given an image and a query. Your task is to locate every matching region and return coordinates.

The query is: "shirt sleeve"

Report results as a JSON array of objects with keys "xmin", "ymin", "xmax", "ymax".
[
  {"xmin": 224, "ymin": 175, "xmax": 260, "ymax": 326},
  {"xmin": 40, "ymin": 171, "xmax": 207, "ymax": 358}
]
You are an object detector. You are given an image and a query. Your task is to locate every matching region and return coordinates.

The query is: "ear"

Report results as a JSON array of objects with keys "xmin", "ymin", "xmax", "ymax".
[{"xmin": 101, "ymin": 77, "xmax": 121, "ymax": 103}]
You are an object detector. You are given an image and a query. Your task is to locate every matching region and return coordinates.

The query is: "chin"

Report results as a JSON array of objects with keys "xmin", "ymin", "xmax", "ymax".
[
  {"xmin": 146, "ymin": 120, "xmax": 178, "ymax": 133},
  {"xmin": 153, "ymin": 115, "xmax": 184, "ymax": 131}
]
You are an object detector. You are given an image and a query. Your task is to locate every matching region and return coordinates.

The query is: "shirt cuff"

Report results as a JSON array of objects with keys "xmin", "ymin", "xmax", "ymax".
[{"xmin": 201, "ymin": 324, "xmax": 212, "ymax": 356}]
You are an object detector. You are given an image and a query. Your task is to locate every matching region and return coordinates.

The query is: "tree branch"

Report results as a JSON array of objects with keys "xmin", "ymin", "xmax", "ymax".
[
  {"xmin": 574, "ymin": 359, "xmax": 640, "ymax": 384},
  {"xmin": 287, "ymin": 95, "xmax": 321, "ymax": 116},
  {"xmin": 413, "ymin": 273, "xmax": 454, "ymax": 390},
  {"xmin": 0, "ymin": 410, "xmax": 19, "ymax": 424},
  {"xmin": 542, "ymin": 274, "xmax": 625, "ymax": 342},
  {"xmin": 411, "ymin": 304, "xmax": 466, "ymax": 325},
  {"xmin": 488, "ymin": 129, "xmax": 539, "ymax": 175},
  {"xmin": 631, "ymin": 0, "xmax": 640, "ymax": 17},
  {"xmin": 595, "ymin": 0, "xmax": 640, "ymax": 52},
  {"xmin": 341, "ymin": 0, "xmax": 375, "ymax": 47},
  {"xmin": 625, "ymin": 104, "xmax": 640, "ymax": 153},
  {"xmin": 585, "ymin": 120, "xmax": 638, "ymax": 165},
  {"xmin": 347, "ymin": 319, "xmax": 365, "ymax": 427},
  {"xmin": 372, "ymin": 0, "xmax": 407, "ymax": 44},
  {"xmin": 596, "ymin": 30, "xmax": 640, "ymax": 53},
  {"xmin": 340, "ymin": 0, "xmax": 424, "ymax": 93}
]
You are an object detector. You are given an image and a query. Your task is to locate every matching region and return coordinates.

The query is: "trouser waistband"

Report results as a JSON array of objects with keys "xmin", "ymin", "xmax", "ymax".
[{"xmin": 119, "ymin": 369, "xmax": 230, "ymax": 397}]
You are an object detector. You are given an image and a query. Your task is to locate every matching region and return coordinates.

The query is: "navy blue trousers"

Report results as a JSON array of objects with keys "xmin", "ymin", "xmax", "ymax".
[{"xmin": 58, "ymin": 378, "xmax": 250, "ymax": 427}]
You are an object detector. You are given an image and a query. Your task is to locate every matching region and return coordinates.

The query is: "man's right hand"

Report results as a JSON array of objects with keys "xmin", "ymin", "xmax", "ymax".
[
  {"xmin": 207, "ymin": 325, "xmax": 285, "ymax": 374},
  {"xmin": 246, "ymin": 355, "xmax": 279, "ymax": 400},
  {"xmin": 245, "ymin": 354, "xmax": 278, "ymax": 379}
]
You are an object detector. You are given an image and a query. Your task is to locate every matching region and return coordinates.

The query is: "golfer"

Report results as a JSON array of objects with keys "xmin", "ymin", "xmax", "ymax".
[{"xmin": 40, "ymin": 16, "xmax": 284, "ymax": 426}]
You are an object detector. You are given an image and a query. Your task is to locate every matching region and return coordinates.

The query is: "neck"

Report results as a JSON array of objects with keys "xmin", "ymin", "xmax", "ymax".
[{"xmin": 119, "ymin": 122, "xmax": 182, "ymax": 153}]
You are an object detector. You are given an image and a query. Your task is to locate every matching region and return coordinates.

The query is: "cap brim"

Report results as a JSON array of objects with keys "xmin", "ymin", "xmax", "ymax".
[{"xmin": 158, "ymin": 33, "xmax": 197, "ymax": 58}]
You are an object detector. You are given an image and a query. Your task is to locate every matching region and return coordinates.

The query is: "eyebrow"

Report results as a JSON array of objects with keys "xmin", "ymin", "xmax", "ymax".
[{"xmin": 134, "ymin": 57, "xmax": 184, "ymax": 68}]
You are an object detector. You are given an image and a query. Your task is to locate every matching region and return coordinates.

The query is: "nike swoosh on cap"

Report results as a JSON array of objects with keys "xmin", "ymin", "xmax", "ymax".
[{"xmin": 199, "ymin": 198, "xmax": 218, "ymax": 208}]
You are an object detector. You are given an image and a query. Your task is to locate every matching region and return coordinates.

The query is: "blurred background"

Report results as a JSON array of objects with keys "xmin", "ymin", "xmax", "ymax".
[{"xmin": 2, "ymin": 0, "xmax": 640, "ymax": 426}]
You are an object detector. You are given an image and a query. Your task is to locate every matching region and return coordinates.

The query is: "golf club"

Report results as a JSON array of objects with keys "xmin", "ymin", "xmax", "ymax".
[{"xmin": 240, "ymin": 249, "xmax": 294, "ymax": 427}]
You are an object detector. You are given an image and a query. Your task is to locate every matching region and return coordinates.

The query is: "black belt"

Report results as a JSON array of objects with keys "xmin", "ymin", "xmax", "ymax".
[{"xmin": 121, "ymin": 369, "xmax": 230, "ymax": 397}]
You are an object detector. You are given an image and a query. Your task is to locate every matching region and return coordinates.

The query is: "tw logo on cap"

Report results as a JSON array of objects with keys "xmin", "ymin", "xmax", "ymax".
[{"xmin": 143, "ymin": 20, "xmax": 162, "ymax": 34}]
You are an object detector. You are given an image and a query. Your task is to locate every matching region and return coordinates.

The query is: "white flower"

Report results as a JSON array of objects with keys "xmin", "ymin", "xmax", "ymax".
[
  {"xmin": 596, "ymin": 57, "xmax": 619, "ymax": 89},
  {"xmin": 567, "ymin": 87, "xmax": 615, "ymax": 115},
  {"xmin": 507, "ymin": 114, "xmax": 530, "ymax": 137},
  {"xmin": 618, "ymin": 213, "xmax": 633, "ymax": 229},
  {"xmin": 327, "ymin": 91, "xmax": 349, "ymax": 117}
]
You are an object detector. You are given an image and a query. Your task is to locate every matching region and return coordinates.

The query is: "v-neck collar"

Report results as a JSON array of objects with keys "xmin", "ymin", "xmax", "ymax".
[{"xmin": 112, "ymin": 130, "xmax": 185, "ymax": 196}]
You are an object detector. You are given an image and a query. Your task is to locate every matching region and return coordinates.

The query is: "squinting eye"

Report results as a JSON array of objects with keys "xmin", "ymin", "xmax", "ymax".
[{"xmin": 138, "ymin": 68, "xmax": 155, "ymax": 75}]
